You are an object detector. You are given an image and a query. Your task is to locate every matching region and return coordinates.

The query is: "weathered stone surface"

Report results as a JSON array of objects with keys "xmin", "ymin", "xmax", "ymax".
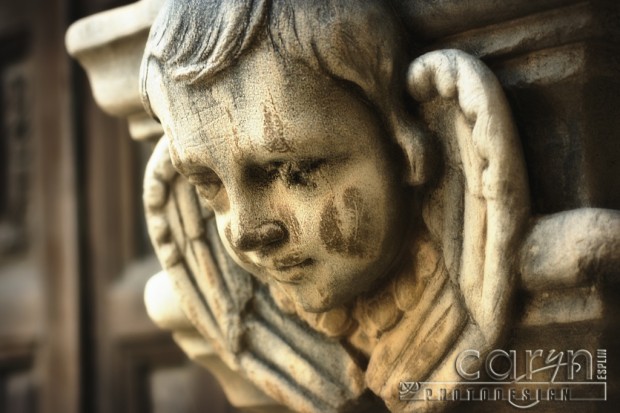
[{"xmin": 67, "ymin": 0, "xmax": 620, "ymax": 412}]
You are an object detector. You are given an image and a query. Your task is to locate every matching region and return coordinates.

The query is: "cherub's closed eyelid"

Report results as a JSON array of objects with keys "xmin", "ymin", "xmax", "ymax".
[
  {"xmin": 299, "ymin": 158, "xmax": 328, "ymax": 171},
  {"xmin": 188, "ymin": 169, "xmax": 222, "ymax": 186},
  {"xmin": 277, "ymin": 157, "xmax": 329, "ymax": 171},
  {"xmin": 191, "ymin": 171, "xmax": 223, "ymax": 202}
]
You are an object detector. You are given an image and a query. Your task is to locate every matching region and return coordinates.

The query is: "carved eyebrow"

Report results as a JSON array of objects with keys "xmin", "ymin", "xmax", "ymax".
[
  {"xmin": 167, "ymin": 138, "xmax": 220, "ymax": 177},
  {"xmin": 168, "ymin": 148, "xmax": 208, "ymax": 178}
]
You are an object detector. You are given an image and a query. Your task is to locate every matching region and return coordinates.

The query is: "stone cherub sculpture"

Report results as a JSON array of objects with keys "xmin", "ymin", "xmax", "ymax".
[{"xmin": 138, "ymin": 0, "xmax": 532, "ymax": 411}]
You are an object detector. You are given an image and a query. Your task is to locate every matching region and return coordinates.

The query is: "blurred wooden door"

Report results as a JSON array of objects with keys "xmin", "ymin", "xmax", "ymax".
[
  {"xmin": 0, "ymin": 1, "xmax": 80, "ymax": 412},
  {"xmin": 0, "ymin": 8, "xmax": 43, "ymax": 412},
  {"xmin": 0, "ymin": 0, "xmax": 236, "ymax": 412}
]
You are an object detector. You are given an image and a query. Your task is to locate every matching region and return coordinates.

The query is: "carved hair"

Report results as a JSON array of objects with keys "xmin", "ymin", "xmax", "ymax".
[{"xmin": 140, "ymin": 0, "xmax": 431, "ymax": 185}]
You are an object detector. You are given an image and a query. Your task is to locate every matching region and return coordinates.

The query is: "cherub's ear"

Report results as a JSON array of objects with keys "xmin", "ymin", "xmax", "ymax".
[{"xmin": 389, "ymin": 112, "xmax": 436, "ymax": 187}]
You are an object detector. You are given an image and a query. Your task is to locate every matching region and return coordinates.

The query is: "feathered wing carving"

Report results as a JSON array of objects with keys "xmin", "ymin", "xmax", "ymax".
[
  {"xmin": 365, "ymin": 50, "xmax": 530, "ymax": 412},
  {"xmin": 408, "ymin": 50, "xmax": 530, "ymax": 343},
  {"xmin": 408, "ymin": 50, "xmax": 530, "ymax": 342},
  {"xmin": 143, "ymin": 137, "xmax": 367, "ymax": 413}
]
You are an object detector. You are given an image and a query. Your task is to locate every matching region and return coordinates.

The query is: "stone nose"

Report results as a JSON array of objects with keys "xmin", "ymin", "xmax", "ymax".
[{"xmin": 230, "ymin": 221, "xmax": 287, "ymax": 252}]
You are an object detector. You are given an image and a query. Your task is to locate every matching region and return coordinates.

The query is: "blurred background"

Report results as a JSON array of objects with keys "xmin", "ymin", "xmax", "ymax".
[{"xmin": 0, "ymin": 0, "xmax": 237, "ymax": 412}]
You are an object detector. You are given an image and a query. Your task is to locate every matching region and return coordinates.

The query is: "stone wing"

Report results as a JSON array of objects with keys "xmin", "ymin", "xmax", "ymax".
[
  {"xmin": 409, "ymin": 49, "xmax": 530, "ymax": 347},
  {"xmin": 369, "ymin": 50, "xmax": 531, "ymax": 412}
]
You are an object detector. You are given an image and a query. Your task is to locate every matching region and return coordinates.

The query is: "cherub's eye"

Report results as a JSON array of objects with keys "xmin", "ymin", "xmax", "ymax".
[
  {"xmin": 246, "ymin": 162, "xmax": 281, "ymax": 186},
  {"xmin": 189, "ymin": 171, "xmax": 223, "ymax": 201},
  {"xmin": 281, "ymin": 159, "xmax": 326, "ymax": 187}
]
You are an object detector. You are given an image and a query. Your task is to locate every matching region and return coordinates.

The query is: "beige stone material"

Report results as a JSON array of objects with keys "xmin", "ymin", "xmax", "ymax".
[{"xmin": 67, "ymin": 0, "xmax": 620, "ymax": 412}]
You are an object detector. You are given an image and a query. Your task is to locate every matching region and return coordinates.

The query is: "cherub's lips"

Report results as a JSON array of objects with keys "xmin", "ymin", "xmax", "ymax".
[
  {"xmin": 266, "ymin": 257, "xmax": 314, "ymax": 284},
  {"xmin": 273, "ymin": 256, "xmax": 312, "ymax": 270}
]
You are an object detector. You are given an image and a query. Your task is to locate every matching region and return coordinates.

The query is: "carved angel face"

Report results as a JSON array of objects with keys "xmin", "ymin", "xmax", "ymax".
[{"xmin": 150, "ymin": 48, "xmax": 408, "ymax": 312}]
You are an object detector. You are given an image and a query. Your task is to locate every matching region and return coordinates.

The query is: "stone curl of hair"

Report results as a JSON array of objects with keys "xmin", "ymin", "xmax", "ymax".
[{"xmin": 140, "ymin": 0, "xmax": 431, "ymax": 186}]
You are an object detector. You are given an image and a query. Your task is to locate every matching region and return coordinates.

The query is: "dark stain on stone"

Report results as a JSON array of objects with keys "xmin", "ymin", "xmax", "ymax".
[
  {"xmin": 319, "ymin": 187, "xmax": 373, "ymax": 257},
  {"xmin": 278, "ymin": 207, "xmax": 301, "ymax": 243},
  {"xmin": 224, "ymin": 107, "xmax": 243, "ymax": 153},
  {"xmin": 224, "ymin": 224, "xmax": 234, "ymax": 247},
  {"xmin": 262, "ymin": 91, "xmax": 293, "ymax": 153}
]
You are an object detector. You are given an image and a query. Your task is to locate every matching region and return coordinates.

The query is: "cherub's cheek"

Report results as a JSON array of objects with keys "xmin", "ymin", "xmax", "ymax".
[{"xmin": 319, "ymin": 187, "xmax": 374, "ymax": 258}]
